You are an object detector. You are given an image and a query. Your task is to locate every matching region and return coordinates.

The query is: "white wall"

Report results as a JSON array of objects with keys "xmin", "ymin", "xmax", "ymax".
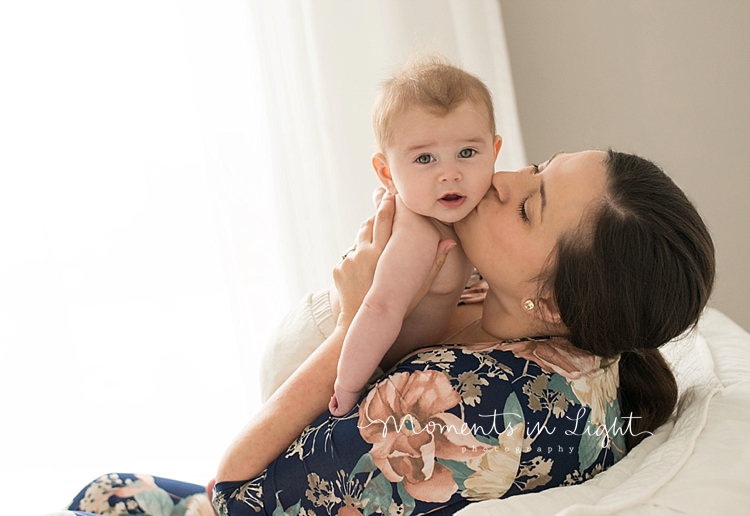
[{"xmin": 500, "ymin": 0, "xmax": 750, "ymax": 330}]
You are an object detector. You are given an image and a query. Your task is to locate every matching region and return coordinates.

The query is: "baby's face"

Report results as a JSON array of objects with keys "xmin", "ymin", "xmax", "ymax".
[{"xmin": 382, "ymin": 102, "xmax": 500, "ymax": 224}]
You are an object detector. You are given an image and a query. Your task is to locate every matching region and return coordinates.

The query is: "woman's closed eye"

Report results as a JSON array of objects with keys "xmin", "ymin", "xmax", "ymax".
[
  {"xmin": 415, "ymin": 154, "xmax": 435, "ymax": 164},
  {"xmin": 458, "ymin": 148, "xmax": 476, "ymax": 158},
  {"xmin": 518, "ymin": 164, "xmax": 541, "ymax": 222},
  {"xmin": 518, "ymin": 196, "xmax": 530, "ymax": 222}
]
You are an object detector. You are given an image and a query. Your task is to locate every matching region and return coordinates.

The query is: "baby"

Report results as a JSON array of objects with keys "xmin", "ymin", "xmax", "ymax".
[{"xmin": 329, "ymin": 57, "xmax": 502, "ymax": 415}]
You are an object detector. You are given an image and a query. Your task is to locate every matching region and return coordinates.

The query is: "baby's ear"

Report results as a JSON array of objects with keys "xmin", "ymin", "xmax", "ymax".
[
  {"xmin": 372, "ymin": 153, "xmax": 397, "ymax": 194},
  {"xmin": 493, "ymin": 135, "xmax": 503, "ymax": 160}
]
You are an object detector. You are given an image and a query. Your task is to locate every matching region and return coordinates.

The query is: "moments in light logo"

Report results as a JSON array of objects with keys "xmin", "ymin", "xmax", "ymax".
[{"xmin": 358, "ymin": 408, "xmax": 651, "ymax": 452}]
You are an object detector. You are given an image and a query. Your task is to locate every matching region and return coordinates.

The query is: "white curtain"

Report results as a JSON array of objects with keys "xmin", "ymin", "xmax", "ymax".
[
  {"xmin": 0, "ymin": 1, "xmax": 284, "ymax": 512},
  {"xmin": 0, "ymin": 1, "xmax": 523, "ymax": 514},
  {"xmin": 248, "ymin": 0, "xmax": 526, "ymax": 299}
]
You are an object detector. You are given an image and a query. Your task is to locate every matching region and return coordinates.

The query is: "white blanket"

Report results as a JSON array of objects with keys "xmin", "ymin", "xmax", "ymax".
[{"xmin": 457, "ymin": 308, "xmax": 750, "ymax": 515}]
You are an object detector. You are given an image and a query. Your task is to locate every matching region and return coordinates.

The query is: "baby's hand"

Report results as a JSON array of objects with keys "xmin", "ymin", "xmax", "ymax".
[{"xmin": 329, "ymin": 384, "xmax": 362, "ymax": 417}]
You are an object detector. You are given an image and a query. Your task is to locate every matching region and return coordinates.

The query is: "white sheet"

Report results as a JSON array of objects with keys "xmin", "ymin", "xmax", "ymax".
[{"xmin": 457, "ymin": 308, "xmax": 750, "ymax": 515}]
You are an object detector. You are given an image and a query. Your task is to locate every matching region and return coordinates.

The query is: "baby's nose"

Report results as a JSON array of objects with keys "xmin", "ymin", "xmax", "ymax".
[{"xmin": 439, "ymin": 165, "xmax": 462, "ymax": 182}]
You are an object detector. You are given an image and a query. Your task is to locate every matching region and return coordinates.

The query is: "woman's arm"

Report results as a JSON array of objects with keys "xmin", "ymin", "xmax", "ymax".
[
  {"xmin": 216, "ymin": 193, "xmax": 450, "ymax": 483},
  {"xmin": 214, "ymin": 194, "xmax": 395, "ymax": 483},
  {"xmin": 215, "ymin": 324, "xmax": 349, "ymax": 482},
  {"xmin": 215, "ymin": 192, "xmax": 455, "ymax": 483}
]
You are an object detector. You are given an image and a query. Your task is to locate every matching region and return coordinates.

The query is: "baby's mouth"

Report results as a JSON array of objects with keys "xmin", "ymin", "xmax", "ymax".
[{"xmin": 439, "ymin": 193, "xmax": 466, "ymax": 207}]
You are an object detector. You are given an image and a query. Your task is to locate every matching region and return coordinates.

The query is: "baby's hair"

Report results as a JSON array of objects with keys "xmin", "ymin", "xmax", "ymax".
[{"xmin": 372, "ymin": 55, "xmax": 496, "ymax": 152}]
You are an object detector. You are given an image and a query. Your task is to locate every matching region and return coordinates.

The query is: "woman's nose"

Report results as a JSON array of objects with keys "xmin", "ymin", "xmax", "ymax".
[
  {"xmin": 492, "ymin": 168, "xmax": 535, "ymax": 202},
  {"xmin": 491, "ymin": 171, "xmax": 515, "ymax": 202}
]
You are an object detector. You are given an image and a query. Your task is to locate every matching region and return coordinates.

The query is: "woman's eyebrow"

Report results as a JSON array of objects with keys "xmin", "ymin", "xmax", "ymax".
[
  {"xmin": 545, "ymin": 151, "xmax": 563, "ymax": 167},
  {"xmin": 539, "ymin": 152, "xmax": 562, "ymax": 223}
]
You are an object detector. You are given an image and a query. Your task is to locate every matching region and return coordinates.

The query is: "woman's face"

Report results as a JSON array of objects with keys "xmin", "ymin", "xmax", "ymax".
[{"xmin": 454, "ymin": 150, "xmax": 607, "ymax": 303}]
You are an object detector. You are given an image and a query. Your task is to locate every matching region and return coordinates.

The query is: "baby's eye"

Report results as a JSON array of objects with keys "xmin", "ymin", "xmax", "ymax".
[
  {"xmin": 415, "ymin": 154, "xmax": 435, "ymax": 164},
  {"xmin": 458, "ymin": 148, "xmax": 476, "ymax": 158}
]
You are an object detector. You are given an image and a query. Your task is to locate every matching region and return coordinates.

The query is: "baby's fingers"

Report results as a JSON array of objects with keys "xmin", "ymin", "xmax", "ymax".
[{"xmin": 329, "ymin": 395, "xmax": 341, "ymax": 416}]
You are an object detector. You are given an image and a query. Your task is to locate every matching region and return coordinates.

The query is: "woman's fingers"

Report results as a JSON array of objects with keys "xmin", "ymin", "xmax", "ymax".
[
  {"xmin": 333, "ymin": 192, "xmax": 395, "ymax": 327},
  {"xmin": 355, "ymin": 216, "xmax": 374, "ymax": 250},
  {"xmin": 434, "ymin": 238, "xmax": 457, "ymax": 267},
  {"xmin": 371, "ymin": 191, "xmax": 395, "ymax": 252},
  {"xmin": 347, "ymin": 191, "xmax": 394, "ymax": 254},
  {"xmin": 405, "ymin": 238, "xmax": 457, "ymax": 317},
  {"xmin": 372, "ymin": 187, "xmax": 386, "ymax": 207},
  {"xmin": 205, "ymin": 478, "xmax": 219, "ymax": 516}
]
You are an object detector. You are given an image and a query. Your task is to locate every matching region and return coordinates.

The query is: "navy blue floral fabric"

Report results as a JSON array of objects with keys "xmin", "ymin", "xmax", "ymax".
[
  {"xmin": 213, "ymin": 337, "xmax": 626, "ymax": 516},
  {"xmin": 57, "ymin": 338, "xmax": 626, "ymax": 516},
  {"xmin": 60, "ymin": 473, "xmax": 207, "ymax": 516}
]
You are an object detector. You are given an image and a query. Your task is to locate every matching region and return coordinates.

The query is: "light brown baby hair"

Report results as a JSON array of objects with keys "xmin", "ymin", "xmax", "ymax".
[{"xmin": 372, "ymin": 55, "xmax": 496, "ymax": 153}]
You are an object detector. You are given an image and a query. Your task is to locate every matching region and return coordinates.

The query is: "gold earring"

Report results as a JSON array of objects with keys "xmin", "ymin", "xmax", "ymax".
[{"xmin": 523, "ymin": 299, "xmax": 535, "ymax": 311}]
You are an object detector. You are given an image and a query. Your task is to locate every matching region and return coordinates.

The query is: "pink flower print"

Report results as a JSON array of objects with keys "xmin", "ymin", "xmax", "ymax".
[
  {"xmin": 111, "ymin": 473, "xmax": 158, "ymax": 499},
  {"xmin": 358, "ymin": 370, "xmax": 486, "ymax": 503}
]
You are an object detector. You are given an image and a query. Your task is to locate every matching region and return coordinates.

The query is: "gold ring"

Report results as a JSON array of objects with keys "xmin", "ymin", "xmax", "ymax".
[{"xmin": 341, "ymin": 245, "xmax": 356, "ymax": 260}]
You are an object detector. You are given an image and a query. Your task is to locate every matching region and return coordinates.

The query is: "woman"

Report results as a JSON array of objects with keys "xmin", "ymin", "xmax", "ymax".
[{"xmin": 64, "ymin": 150, "xmax": 715, "ymax": 516}]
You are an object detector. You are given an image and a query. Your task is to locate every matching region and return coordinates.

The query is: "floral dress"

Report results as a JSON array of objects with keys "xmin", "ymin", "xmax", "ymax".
[
  {"xmin": 61, "ymin": 337, "xmax": 625, "ymax": 516},
  {"xmin": 212, "ymin": 337, "xmax": 626, "ymax": 516},
  {"xmin": 60, "ymin": 473, "xmax": 209, "ymax": 516}
]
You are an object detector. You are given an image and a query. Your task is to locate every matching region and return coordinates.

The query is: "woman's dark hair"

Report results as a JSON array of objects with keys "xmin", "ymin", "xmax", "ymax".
[{"xmin": 544, "ymin": 150, "xmax": 715, "ymax": 449}]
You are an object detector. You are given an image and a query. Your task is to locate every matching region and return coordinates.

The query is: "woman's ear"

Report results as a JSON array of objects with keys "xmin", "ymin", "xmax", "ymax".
[
  {"xmin": 372, "ymin": 153, "xmax": 397, "ymax": 194},
  {"xmin": 532, "ymin": 297, "xmax": 562, "ymax": 326},
  {"xmin": 493, "ymin": 135, "xmax": 503, "ymax": 160}
]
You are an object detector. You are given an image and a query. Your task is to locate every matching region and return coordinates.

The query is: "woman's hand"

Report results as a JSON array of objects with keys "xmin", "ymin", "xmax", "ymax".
[
  {"xmin": 333, "ymin": 191, "xmax": 457, "ymax": 328},
  {"xmin": 333, "ymin": 191, "xmax": 396, "ymax": 327},
  {"xmin": 405, "ymin": 238, "xmax": 456, "ymax": 316}
]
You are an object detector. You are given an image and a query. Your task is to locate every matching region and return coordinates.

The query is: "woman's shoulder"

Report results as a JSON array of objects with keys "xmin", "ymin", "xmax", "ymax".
[
  {"xmin": 397, "ymin": 337, "xmax": 621, "ymax": 420},
  {"xmin": 392, "ymin": 337, "xmax": 568, "ymax": 391},
  {"xmin": 492, "ymin": 337, "xmax": 622, "ymax": 428},
  {"xmin": 407, "ymin": 335, "xmax": 616, "ymax": 372},
  {"xmin": 495, "ymin": 336, "xmax": 615, "ymax": 379}
]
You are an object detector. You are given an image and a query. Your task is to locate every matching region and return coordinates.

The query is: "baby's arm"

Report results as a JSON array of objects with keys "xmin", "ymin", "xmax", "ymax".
[{"xmin": 329, "ymin": 207, "xmax": 440, "ymax": 416}]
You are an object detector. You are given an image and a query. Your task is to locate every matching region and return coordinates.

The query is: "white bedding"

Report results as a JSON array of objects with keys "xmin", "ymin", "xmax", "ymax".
[{"xmin": 457, "ymin": 308, "xmax": 750, "ymax": 515}]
